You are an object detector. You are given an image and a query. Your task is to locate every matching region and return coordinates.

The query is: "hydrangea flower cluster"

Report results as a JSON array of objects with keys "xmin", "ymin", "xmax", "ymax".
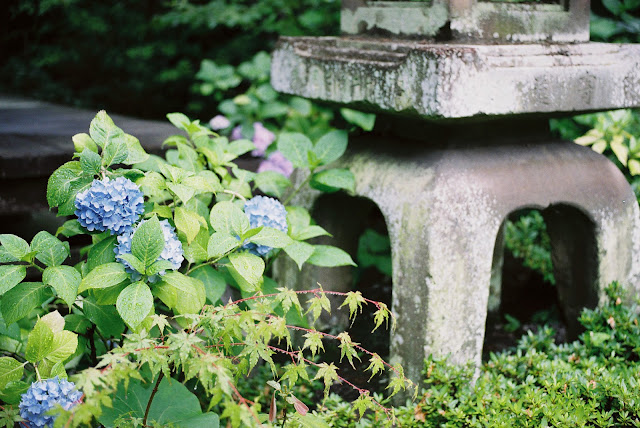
[
  {"xmin": 115, "ymin": 219, "xmax": 184, "ymax": 280},
  {"xmin": 209, "ymin": 114, "xmax": 231, "ymax": 130},
  {"xmin": 19, "ymin": 376, "xmax": 82, "ymax": 428},
  {"xmin": 257, "ymin": 151, "xmax": 294, "ymax": 178},
  {"xmin": 75, "ymin": 177, "xmax": 144, "ymax": 235},
  {"xmin": 229, "ymin": 122, "xmax": 276, "ymax": 157},
  {"xmin": 243, "ymin": 196, "xmax": 288, "ymax": 257}
]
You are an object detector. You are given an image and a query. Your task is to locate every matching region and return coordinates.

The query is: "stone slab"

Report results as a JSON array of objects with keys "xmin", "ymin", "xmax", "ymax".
[{"xmin": 272, "ymin": 38, "xmax": 640, "ymax": 120}]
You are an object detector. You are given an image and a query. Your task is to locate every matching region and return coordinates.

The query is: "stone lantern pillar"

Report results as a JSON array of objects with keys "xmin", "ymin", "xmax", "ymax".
[{"xmin": 271, "ymin": 0, "xmax": 640, "ymax": 384}]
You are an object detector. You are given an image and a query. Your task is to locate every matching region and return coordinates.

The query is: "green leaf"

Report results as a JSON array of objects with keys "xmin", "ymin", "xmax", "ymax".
[
  {"xmin": 207, "ymin": 232, "xmax": 240, "ymax": 260},
  {"xmin": 278, "ymin": 133, "xmax": 313, "ymax": 168},
  {"xmin": 167, "ymin": 112, "xmax": 192, "ymax": 132},
  {"xmin": 42, "ymin": 266, "xmax": 81, "ymax": 307},
  {"xmin": 307, "ymin": 245, "xmax": 356, "ymax": 267},
  {"xmin": 209, "ymin": 201, "xmax": 250, "ymax": 236},
  {"xmin": 80, "ymin": 148, "xmax": 102, "ymax": 176},
  {"xmin": 248, "ymin": 227, "xmax": 293, "ymax": 249},
  {"xmin": 159, "ymin": 272, "xmax": 206, "ymax": 315},
  {"xmin": 102, "ymin": 136, "xmax": 129, "ymax": 167},
  {"xmin": 0, "ymin": 357, "xmax": 24, "ymax": 389},
  {"xmin": 146, "ymin": 260, "xmax": 175, "ymax": 276},
  {"xmin": 46, "ymin": 330, "xmax": 78, "ymax": 363},
  {"xmin": 40, "ymin": 311, "xmax": 64, "ymax": 333},
  {"xmin": 0, "ymin": 234, "xmax": 30, "ymax": 261},
  {"xmin": 72, "ymin": 133, "xmax": 98, "ymax": 153},
  {"xmin": 310, "ymin": 169, "xmax": 355, "ymax": 193},
  {"xmin": 189, "ymin": 266, "xmax": 227, "ymax": 304},
  {"xmin": 0, "ymin": 265, "xmax": 26, "ymax": 295},
  {"xmin": 89, "ymin": 110, "xmax": 123, "ymax": 148},
  {"xmin": 131, "ymin": 217, "xmax": 165, "ymax": 269},
  {"xmin": 284, "ymin": 241, "xmax": 315, "ymax": 270},
  {"xmin": 86, "ymin": 235, "xmax": 117, "ymax": 271},
  {"xmin": 254, "ymin": 171, "xmax": 291, "ymax": 198},
  {"xmin": 56, "ymin": 219, "xmax": 86, "ymax": 238},
  {"xmin": 0, "ymin": 380, "xmax": 29, "ymax": 405},
  {"xmin": 175, "ymin": 207, "xmax": 202, "ymax": 245},
  {"xmin": 116, "ymin": 253, "xmax": 146, "ymax": 275},
  {"xmin": 167, "ymin": 182, "xmax": 196, "ymax": 204},
  {"xmin": 78, "ymin": 263, "xmax": 128, "ymax": 293},
  {"xmin": 286, "ymin": 206, "xmax": 311, "ymax": 238},
  {"xmin": 46, "ymin": 162, "xmax": 94, "ymax": 215},
  {"xmin": 25, "ymin": 318, "xmax": 54, "ymax": 363},
  {"xmin": 123, "ymin": 134, "xmax": 150, "ymax": 165},
  {"xmin": 31, "ymin": 231, "xmax": 69, "ymax": 267},
  {"xmin": 228, "ymin": 252, "xmax": 265, "ymax": 289},
  {"xmin": 313, "ymin": 130, "xmax": 348, "ymax": 165},
  {"xmin": 228, "ymin": 139, "xmax": 256, "ymax": 156},
  {"xmin": 83, "ymin": 298, "xmax": 125, "ymax": 338},
  {"xmin": 98, "ymin": 376, "xmax": 219, "ymax": 428},
  {"xmin": 296, "ymin": 225, "xmax": 331, "ymax": 241},
  {"xmin": 1, "ymin": 282, "xmax": 49, "ymax": 325},
  {"xmin": 340, "ymin": 108, "xmax": 376, "ymax": 131},
  {"xmin": 116, "ymin": 281, "xmax": 153, "ymax": 329}
]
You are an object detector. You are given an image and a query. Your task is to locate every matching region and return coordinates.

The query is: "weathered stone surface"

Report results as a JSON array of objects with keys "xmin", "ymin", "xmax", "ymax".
[
  {"xmin": 276, "ymin": 124, "xmax": 640, "ymax": 383},
  {"xmin": 272, "ymin": 38, "xmax": 640, "ymax": 120},
  {"xmin": 341, "ymin": 0, "xmax": 590, "ymax": 43}
]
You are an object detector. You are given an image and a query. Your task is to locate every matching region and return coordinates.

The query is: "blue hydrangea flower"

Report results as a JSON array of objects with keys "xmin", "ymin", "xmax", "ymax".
[
  {"xmin": 115, "ymin": 219, "xmax": 184, "ymax": 281},
  {"xmin": 74, "ymin": 176, "xmax": 144, "ymax": 235},
  {"xmin": 243, "ymin": 196, "xmax": 288, "ymax": 257},
  {"xmin": 19, "ymin": 376, "xmax": 82, "ymax": 428}
]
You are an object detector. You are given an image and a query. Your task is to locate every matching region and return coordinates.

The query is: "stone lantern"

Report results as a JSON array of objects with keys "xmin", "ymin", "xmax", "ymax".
[{"xmin": 271, "ymin": 0, "xmax": 640, "ymax": 384}]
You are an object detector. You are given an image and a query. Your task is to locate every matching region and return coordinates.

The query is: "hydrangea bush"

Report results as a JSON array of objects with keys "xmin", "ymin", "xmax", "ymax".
[{"xmin": 0, "ymin": 111, "xmax": 413, "ymax": 427}]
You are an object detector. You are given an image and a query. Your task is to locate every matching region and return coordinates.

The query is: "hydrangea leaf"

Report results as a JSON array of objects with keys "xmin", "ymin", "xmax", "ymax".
[
  {"xmin": 130, "ymin": 216, "xmax": 165, "ymax": 269},
  {"xmin": 189, "ymin": 265, "xmax": 227, "ymax": 305},
  {"xmin": 31, "ymin": 231, "xmax": 69, "ymax": 267},
  {"xmin": 307, "ymin": 245, "xmax": 356, "ymax": 267},
  {"xmin": 207, "ymin": 232, "xmax": 240, "ymax": 260},
  {"xmin": 78, "ymin": 262, "xmax": 128, "ymax": 293},
  {"xmin": 116, "ymin": 253, "xmax": 146, "ymax": 275},
  {"xmin": 94, "ymin": 282, "xmax": 129, "ymax": 305},
  {"xmin": 46, "ymin": 161, "xmax": 93, "ymax": 215},
  {"xmin": 0, "ymin": 357, "xmax": 24, "ymax": 389},
  {"xmin": 146, "ymin": 260, "xmax": 176, "ymax": 277},
  {"xmin": 102, "ymin": 137, "xmax": 129, "ymax": 167},
  {"xmin": 86, "ymin": 235, "xmax": 117, "ymax": 272},
  {"xmin": 228, "ymin": 252, "xmax": 265, "ymax": 289},
  {"xmin": 83, "ymin": 297, "xmax": 125, "ymax": 338},
  {"xmin": 284, "ymin": 241, "xmax": 315, "ymax": 271},
  {"xmin": 0, "ymin": 265, "xmax": 26, "ymax": 295},
  {"xmin": 248, "ymin": 227, "xmax": 293, "ymax": 249},
  {"xmin": 116, "ymin": 281, "xmax": 153, "ymax": 329},
  {"xmin": 158, "ymin": 272, "xmax": 206, "ymax": 315},
  {"xmin": 228, "ymin": 139, "xmax": 255, "ymax": 156},
  {"xmin": 182, "ymin": 175, "xmax": 219, "ymax": 194},
  {"xmin": 209, "ymin": 201, "xmax": 250, "ymax": 236},
  {"xmin": 182, "ymin": 228, "xmax": 209, "ymax": 264},
  {"xmin": 123, "ymin": 134, "xmax": 150, "ymax": 165},
  {"xmin": 0, "ymin": 380, "xmax": 29, "ymax": 405},
  {"xmin": 89, "ymin": 110, "xmax": 123, "ymax": 148},
  {"xmin": 79, "ymin": 148, "xmax": 102, "ymax": 176},
  {"xmin": 1, "ymin": 282, "xmax": 49, "ymax": 326},
  {"xmin": 313, "ymin": 130, "xmax": 348, "ymax": 166},
  {"xmin": 46, "ymin": 330, "xmax": 78, "ymax": 363},
  {"xmin": 278, "ymin": 133, "xmax": 313, "ymax": 168},
  {"xmin": 175, "ymin": 207, "xmax": 202, "ymax": 245},
  {"xmin": 56, "ymin": 219, "xmax": 86, "ymax": 238},
  {"xmin": 137, "ymin": 171, "xmax": 167, "ymax": 198},
  {"xmin": 25, "ymin": 318, "xmax": 54, "ymax": 363},
  {"xmin": 40, "ymin": 311, "xmax": 65, "ymax": 333},
  {"xmin": 167, "ymin": 182, "xmax": 196, "ymax": 204},
  {"xmin": 340, "ymin": 108, "xmax": 376, "ymax": 131},
  {"xmin": 309, "ymin": 168, "xmax": 356, "ymax": 193},
  {"xmin": 285, "ymin": 206, "xmax": 311, "ymax": 238},
  {"xmin": 254, "ymin": 171, "xmax": 291, "ymax": 198},
  {"xmin": 295, "ymin": 225, "xmax": 331, "ymax": 241},
  {"xmin": 0, "ymin": 234, "xmax": 30, "ymax": 261},
  {"xmin": 72, "ymin": 133, "xmax": 98, "ymax": 153}
]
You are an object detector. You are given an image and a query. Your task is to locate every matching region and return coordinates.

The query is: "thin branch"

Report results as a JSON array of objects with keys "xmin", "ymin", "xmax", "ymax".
[{"xmin": 142, "ymin": 371, "xmax": 164, "ymax": 427}]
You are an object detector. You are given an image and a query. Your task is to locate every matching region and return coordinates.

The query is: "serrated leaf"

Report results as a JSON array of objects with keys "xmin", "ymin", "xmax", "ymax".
[
  {"xmin": 254, "ymin": 171, "xmax": 291, "ymax": 198},
  {"xmin": 25, "ymin": 318, "xmax": 54, "ymax": 363},
  {"xmin": 117, "ymin": 253, "xmax": 146, "ymax": 275},
  {"xmin": 131, "ymin": 217, "xmax": 165, "ymax": 269},
  {"xmin": 189, "ymin": 266, "xmax": 227, "ymax": 304},
  {"xmin": 209, "ymin": 201, "xmax": 249, "ymax": 236},
  {"xmin": 42, "ymin": 266, "xmax": 80, "ymax": 307},
  {"xmin": 307, "ymin": 245, "xmax": 356, "ymax": 267},
  {"xmin": 83, "ymin": 298, "xmax": 125, "ymax": 338},
  {"xmin": 610, "ymin": 135, "xmax": 629, "ymax": 166},
  {"xmin": 175, "ymin": 207, "xmax": 202, "ymax": 245},
  {"xmin": 278, "ymin": 133, "xmax": 313, "ymax": 168},
  {"xmin": 158, "ymin": 272, "xmax": 206, "ymax": 314},
  {"xmin": 296, "ymin": 225, "xmax": 331, "ymax": 241},
  {"xmin": 79, "ymin": 263, "xmax": 128, "ymax": 293},
  {"xmin": 228, "ymin": 252, "xmax": 265, "ymax": 289},
  {"xmin": 1, "ymin": 282, "xmax": 49, "ymax": 325},
  {"xmin": 103, "ymin": 137, "xmax": 129, "ymax": 167},
  {"xmin": 0, "ymin": 265, "xmax": 26, "ymax": 295},
  {"xmin": 31, "ymin": 231, "xmax": 69, "ymax": 267},
  {"xmin": 72, "ymin": 133, "xmax": 98, "ymax": 153},
  {"xmin": 207, "ymin": 232, "xmax": 240, "ymax": 260},
  {"xmin": 310, "ymin": 169, "xmax": 355, "ymax": 193},
  {"xmin": 40, "ymin": 311, "xmax": 65, "ymax": 333},
  {"xmin": 228, "ymin": 139, "xmax": 256, "ymax": 156},
  {"xmin": 629, "ymin": 158, "xmax": 640, "ymax": 175},
  {"xmin": 247, "ymin": 227, "xmax": 293, "ymax": 249},
  {"xmin": 0, "ymin": 234, "xmax": 30, "ymax": 260},
  {"xmin": 166, "ymin": 112, "xmax": 192, "ymax": 132},
  {"xmin": 89, "ymin": 110, "xmax": 123, "ymax": 148},
  {"xmin": 87, "ymin": 235, "xmax": 117, "ymax": 271},
  {"xmin": 167, "ymin": 182, "xmax": 196, "ymax": 204},
  {"xmin": 46, "ymin": 162, "xmax": 94, "ymax": 215},
  {"xmin": 46, "ymin": 330, "xmax": 78, "ymax": 363},
  {"xmin": 123, "ymin": 134, "xmax": 150, "ymax": 165},
  {"xmin": 146, "ymin": 260, "xmax": 175, "ymax": 276},
  {"xmin": 116, "ymin": 281, "xmax": 153, "ymax": 329},
  {"xmin": 0, "ymin": 357, "xmax": 23, "ymax": 389},
  {"xmin": 284, "ymin": 241, "xmax": 315, "ymax": 270},
  {"xmin": 313, "ymin": 130, "xmax": 347, "ymax": 165},
  {"xmin": 56, "ymin": 219, "xmax": 86, "ymax": 238},
  {"xmin": 80, "ymin": 148, "xmax": 102, "ymax": 176}
]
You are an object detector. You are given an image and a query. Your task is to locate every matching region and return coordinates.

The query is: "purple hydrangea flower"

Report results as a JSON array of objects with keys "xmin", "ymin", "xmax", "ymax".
[
  {"xmin": 115, "ymin": 219, "xmax": 184, "ymax": 281},
  {"xmin": 74, "ymin": 177, "xmax": 144, "ymax": 235},
  {"xmin": 243, "ymin": 196, "xmax": 288, "ymax": 257},
  {"xmin": 209, "ymin": 115, "xmax": 231, "ymax": 130},
  {"xmin": 19, "ymin": 376, "xmax": 82, "ymax": 428},
  {"xmin": 230, "ymin": 125, "xmax": 243, "ymax": 141},
  {"xmin": 257, "ymin": 151, "xmax": 294, "ymax": 178},
  {"xmin": 251, "ymin": 122, "xmax": 276, "ymax": 157}
]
